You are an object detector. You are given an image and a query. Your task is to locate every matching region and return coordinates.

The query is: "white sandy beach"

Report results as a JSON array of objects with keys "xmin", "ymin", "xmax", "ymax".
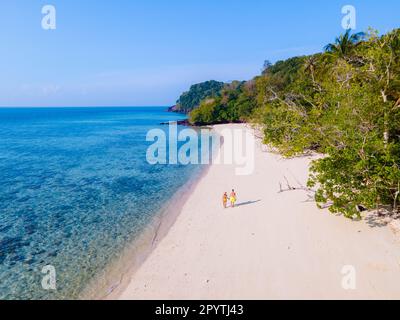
[{"xmin": 116, "ymin": 124, "xmax": 400, "ymax": 300}]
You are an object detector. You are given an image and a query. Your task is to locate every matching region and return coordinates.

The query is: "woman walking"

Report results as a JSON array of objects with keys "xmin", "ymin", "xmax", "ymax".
[
  {"xmin": 222, "ymin": 192, "xmax": 228, "ymax": 209},
  {"xmin": 230, "ymin": 189, "xmax": 237, "ymax": 208}
]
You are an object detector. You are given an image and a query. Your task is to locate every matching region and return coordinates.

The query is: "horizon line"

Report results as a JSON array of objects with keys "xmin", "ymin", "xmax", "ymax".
[{"xmin": 0, "ymin": 105, "xmax": 172, "ymax": 108}]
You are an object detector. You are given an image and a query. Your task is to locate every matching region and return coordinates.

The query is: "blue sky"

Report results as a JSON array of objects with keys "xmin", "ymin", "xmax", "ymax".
[{"xmin": 1, "ymin": 0, "xmax": 399, "ymax": 107}]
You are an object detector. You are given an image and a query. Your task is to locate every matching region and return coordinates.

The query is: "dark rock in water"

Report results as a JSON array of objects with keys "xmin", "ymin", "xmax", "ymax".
[
  {"xmin": 160, "ymin": 119, "xmax": 191, "ymax": 126},
  {"xmin": 167, "ymin": 105, "xmax": 180, "ymax": 113},
  {"xmin": 167, "ymin": 105, "xmax": 185, "ymax": 114}
]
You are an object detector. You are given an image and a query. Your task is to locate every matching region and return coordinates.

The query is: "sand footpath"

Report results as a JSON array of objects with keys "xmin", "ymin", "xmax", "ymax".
[{"xmin": 117, "ymin": 124, "xmax": 400, "ymax": 300}]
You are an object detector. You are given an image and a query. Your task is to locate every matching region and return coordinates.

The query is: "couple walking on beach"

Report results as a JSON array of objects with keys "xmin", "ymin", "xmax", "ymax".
[{"xmin": 223, "ymin": 190, "xmax": 237, "ymax": 209}]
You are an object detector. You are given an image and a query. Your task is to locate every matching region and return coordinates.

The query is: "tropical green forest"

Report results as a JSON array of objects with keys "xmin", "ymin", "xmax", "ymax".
[{"xmin": 173, "ymin": 28, "xmax": 400, "ymax": 219}]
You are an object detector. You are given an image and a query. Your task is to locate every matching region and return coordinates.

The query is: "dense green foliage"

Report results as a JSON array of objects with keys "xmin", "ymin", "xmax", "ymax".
[
  {"xmin": 178, "ymin": 28, "xmax": 400, "ymax": 219},
  {"xmin": 190, "ymin": 81, "xmax": 257, "ymax": 125},
  {"xmin": 174, "ymin": 80, "xmax": 225, "ymax": 113}
]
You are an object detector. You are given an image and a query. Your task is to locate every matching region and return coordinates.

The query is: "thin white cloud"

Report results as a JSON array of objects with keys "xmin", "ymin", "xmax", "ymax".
[{"xmin": 0, "ymin": 63, "xmax": 260, "ymax": 106}]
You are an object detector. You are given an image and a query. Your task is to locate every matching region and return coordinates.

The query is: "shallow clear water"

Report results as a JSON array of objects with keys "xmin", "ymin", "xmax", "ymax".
[{"xmin": 0, "ymin": 107, "xmax": 201, "ymax": 300}]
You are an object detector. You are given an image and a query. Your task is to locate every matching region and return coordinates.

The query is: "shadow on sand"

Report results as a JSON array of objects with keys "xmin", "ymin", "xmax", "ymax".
[
  {"xmin": 235, "ymin": 200, "xmax": 262, "ymax": 207},
  {"xmin": 364, "ymin": 213, "xmax": 391, "ymax": 228}
]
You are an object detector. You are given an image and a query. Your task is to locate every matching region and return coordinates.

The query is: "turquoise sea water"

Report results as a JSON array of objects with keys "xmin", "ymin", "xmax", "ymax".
[{"xmin": 0, "ymin": 107, "xmax": 202, "ymax": 300}]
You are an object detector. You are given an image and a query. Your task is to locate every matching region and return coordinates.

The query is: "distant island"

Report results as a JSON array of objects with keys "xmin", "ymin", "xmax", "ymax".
[{"xmin": 169, "ymin": 28, "xmax": 400, "ymax": 220}]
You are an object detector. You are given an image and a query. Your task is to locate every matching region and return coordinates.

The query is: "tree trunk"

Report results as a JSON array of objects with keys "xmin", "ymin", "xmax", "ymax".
[
  {"xmin": 381, "ymin": 90, "xmax": 389, "ymax": 148},
  {"xmin": 394, "ymin": 190, "xmax": 399, "ymax": 213}
]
